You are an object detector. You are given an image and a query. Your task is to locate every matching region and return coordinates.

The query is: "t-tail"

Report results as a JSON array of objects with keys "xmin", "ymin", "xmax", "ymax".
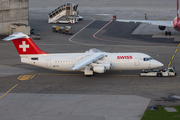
[{"xmin": 3, "ymin": 32, "xmax": 47, "ymax": 56}]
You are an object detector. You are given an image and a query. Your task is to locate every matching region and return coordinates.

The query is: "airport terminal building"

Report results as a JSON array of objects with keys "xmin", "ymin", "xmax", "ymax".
[{"xmin": 0, "ymin": 0, "xmax": 29, "ymax": 35}]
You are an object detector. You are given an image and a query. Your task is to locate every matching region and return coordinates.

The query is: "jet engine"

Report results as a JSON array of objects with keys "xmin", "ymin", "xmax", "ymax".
[
  {"xmin": 158, "ymin": 25, "xmax": 166, "ymax": 30},
  {"xmin": 93, "ymin": 66, "xmax": 106, "ymax": 73}
]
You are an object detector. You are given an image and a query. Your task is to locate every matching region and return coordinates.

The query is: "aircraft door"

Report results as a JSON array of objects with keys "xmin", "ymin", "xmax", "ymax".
[
  {"xmin": 134, "ymin": 57, "xmax": 140, "ymax": 66},
  {"xmin": 46, "ymin": 59, "xmax": 51, "ymax": 67},
  {"xmin": 148, "ymin": 59, "xmax": 151, "ymax": 68}
]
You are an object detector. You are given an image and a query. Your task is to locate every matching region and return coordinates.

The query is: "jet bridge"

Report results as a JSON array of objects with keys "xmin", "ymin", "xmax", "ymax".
[{"xmin": 48, "ymin": 3, "xmax": 79, "ymax": 23}]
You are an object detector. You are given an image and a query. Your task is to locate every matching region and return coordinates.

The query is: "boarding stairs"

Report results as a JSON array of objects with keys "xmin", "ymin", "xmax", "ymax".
[{"xmin": 48, "ymin": 5, "xmax": 67, "ymax": 23}]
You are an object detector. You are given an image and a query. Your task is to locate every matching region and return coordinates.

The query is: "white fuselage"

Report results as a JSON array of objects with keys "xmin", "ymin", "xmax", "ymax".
[{"xmin": 20, "ymin": 52, "xmax": 163, "ymax": 72}]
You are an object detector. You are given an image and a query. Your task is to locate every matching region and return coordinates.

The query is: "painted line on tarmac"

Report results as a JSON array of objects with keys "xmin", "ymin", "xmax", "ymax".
[
  {"xmin": 168, "ymin": 62, "xmax": 171, "ymax": 67},
  {"xmin": 168, "ymin": 43, "xmax": 179, "ymax": 67},
  {"xmin": 92, "ymin": 19, "xmax": 143, "ymax": 44},
  {"xmin": 69, "ymin": 17, "xmax": 119, "ymax": 46},
  {"xmin": 93, "ymin": 20, "xmax": 113, "ymax": 40},
  {"xmin": 175, "ymin": 49, "xmax": 178, "ymax": 53},
  {"xmin": 0, "ymin": 73, "xmax": 138, "ymax": 77},
  {"xmin": 69, "ymin": 17, "xmax": 96, "ymax": 45},
  {"xmin": 17, "ymin": 75, "xmax": 35, "ymax": 81},
  {"xmin": 92, "ymin": 20, "xmax": 174, "ymax": 46},
  {"xmin": 1, "ymin": 72, "xmax": 180, "ymax": 77},
  {"xmin": 0, "ymin": 84, "xmax": 18, "ymax": 99},
  {"xmin": 37, "ymin": 74, "xmax": 142, "ymax": 77},
  {"xmin": 93, "ymin": 20, "xmax": 120, "ymax": 42}
]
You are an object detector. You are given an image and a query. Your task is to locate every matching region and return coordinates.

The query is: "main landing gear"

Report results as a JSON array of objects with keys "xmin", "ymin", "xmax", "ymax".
[
  {"xmin": 165, "ymin": 31, "xmax": 171, "ymax": 36},
  {"xmin": 165, "ymin": 27, "xmax": 171, "ymax": 36}
]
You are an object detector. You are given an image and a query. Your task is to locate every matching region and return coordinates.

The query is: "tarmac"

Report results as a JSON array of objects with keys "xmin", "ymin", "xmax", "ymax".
[{"xmin": 1, "ymin": 0, "xmax": 180, "ymax": 120}]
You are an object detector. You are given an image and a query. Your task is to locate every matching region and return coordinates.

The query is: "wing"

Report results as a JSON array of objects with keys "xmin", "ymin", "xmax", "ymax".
[
  {"xmin": 116, "ymin": 19, "xmax": 174, "ymax": 27},
  {"xmin": 85, "ymin": 48, "xmax": 105, "ymax": 53},
  {"xmin": 69, "ymin": 53, "xmax": 104, "ymax": 70}
]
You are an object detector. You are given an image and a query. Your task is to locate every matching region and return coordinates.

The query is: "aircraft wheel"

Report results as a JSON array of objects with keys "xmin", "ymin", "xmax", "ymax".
[
  {"xmin": 169, "ymin": 31, "xmax": 171, "ymax": 36},
  {"xmin": 165, "ymin": 31, "xmax": 168, "ymax": 36}
]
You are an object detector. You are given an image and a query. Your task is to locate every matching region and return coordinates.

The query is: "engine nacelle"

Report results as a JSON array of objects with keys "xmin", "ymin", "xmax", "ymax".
[
  {"xmin": 93, "ymin": 66, "xmax": 106, "ymax": 73},
  {"xmin": 95, "ymin": 61, "xmax": 112, "ymax": 70},
  {"xmin": 101, "ymin": 63, "xmax": 111, "ymax": 70},
  {"xmin": 158, "ymin": 25, "xmax": 166, "ymax": 31}
]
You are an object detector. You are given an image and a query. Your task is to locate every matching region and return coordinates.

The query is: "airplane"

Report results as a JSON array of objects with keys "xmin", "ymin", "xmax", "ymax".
[
  {"xmin": 113, "ymin": 0, "xmax": 180, "ymax": 36},
  {"xmin": 3, "ymin": 32, "xmax": 163, "ymax": 76}
]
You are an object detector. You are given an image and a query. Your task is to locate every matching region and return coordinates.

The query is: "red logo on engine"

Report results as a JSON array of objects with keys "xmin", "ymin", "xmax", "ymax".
[{"xmin": 117, "ymin": 56, "xmax": 132, "ymax": 59}]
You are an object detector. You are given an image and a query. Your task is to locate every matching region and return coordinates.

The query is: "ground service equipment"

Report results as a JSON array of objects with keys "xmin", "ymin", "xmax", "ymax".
[
  {"xmin": 140, "ymin": 67, "xmax": 176, "ymax": 77},
  {"xmin": 33, "ymin": 33, "xmax": 41, "ymax": 40},
  {"xmin": 52, "ymin": 26, "xmax": 73, "ymax": 35},
  {"xmin": 48, "ymin": 3, "xmax": 82, "ymax": 24}
]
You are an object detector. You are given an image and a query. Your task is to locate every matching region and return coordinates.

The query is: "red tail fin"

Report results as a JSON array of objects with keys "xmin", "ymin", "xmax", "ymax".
[
  {"xmin": 177, "ymin": 0, "xmax": 179, "ymax": 22},
  {"xmin": 3, "ymin": 33, "xmax": 47, "ymax": 55}
]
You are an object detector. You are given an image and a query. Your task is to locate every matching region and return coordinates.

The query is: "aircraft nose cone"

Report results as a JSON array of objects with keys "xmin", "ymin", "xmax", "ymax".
[
  {"xmin": 158, "ymin": 62, "xmax": 164, "ymax": 67},
  {"xmin": 155, "ymin": 61, "xmax": 164, "ymax": 67},
  {"xmin": 151, "ymin": 60, "xmax": 164, "ymax": 68}
]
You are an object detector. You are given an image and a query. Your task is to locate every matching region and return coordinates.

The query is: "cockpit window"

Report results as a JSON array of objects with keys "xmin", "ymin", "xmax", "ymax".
[
  {"xmin": 143, "ymin": 57, "xmax": 153, "ymax": 61},
  {"xmin": 149, "ymin": 57, "xmax": 153, "ymax": 60}
]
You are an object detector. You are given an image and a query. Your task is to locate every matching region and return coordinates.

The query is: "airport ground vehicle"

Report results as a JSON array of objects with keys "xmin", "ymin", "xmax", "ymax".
[
  {"xmin": 57, "ymin": 17, "xmax": 76, "ymax": 24},
  {"xmin": 48, "ymin": 3, "xmax": 81, "ymax": 24},
  {"xmin": 52, "ymin": 26, "xmax": 73, "ymax": 35},
  {"xmin": 76, "ymin": 15, "xmax": 83, "ymax": 21},
  {"xmin": 33, "ymin": 33, "xmax": 41, "ymax": 40},
  {"xmin": 140, "ymin": 67, "xmax": 176, "ymax": 77}
]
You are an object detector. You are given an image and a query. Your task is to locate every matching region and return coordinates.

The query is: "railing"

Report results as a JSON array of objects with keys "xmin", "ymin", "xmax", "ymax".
[{"xmin": 48, "ymin": 4, "xmax": 66, "ymax": 19}]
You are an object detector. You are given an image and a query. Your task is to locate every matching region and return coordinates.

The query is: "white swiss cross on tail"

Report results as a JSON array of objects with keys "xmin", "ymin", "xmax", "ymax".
[{"xmin": 19, "ymin": 41, "xmax": 29, "ymax": 52}]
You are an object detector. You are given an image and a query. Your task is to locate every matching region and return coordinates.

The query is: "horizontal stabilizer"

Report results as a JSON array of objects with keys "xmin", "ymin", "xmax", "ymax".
[{"xmin": 3, "ymin": 32, "xmax": 29, "ymax": 41}]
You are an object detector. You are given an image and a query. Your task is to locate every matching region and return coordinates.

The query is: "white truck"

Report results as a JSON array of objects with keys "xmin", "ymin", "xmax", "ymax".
[
  {"xmin": 57, "ymin": 17, "xmax": 77, "ymax": 24},
  {"xmin": 75, "ymin": 15, "xmax": 83, "ymax": 21},
  {"xmin": 140, "ymin": 67, "xmax": 176, "ymax": 77}
]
